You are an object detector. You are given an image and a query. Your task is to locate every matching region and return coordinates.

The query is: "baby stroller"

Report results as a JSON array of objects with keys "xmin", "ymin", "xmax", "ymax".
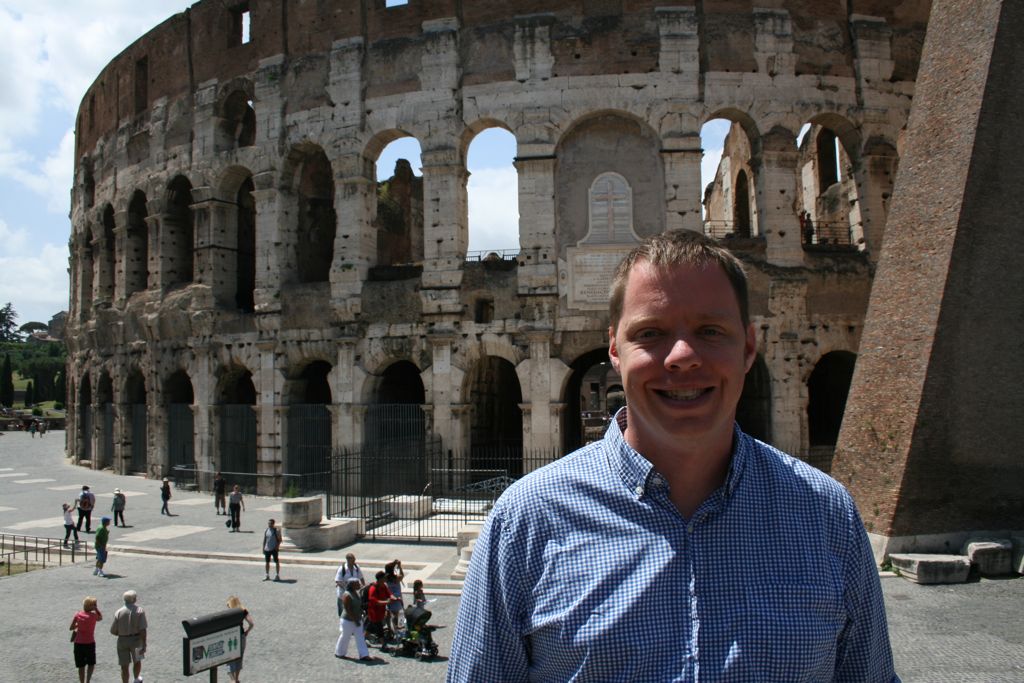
[{"xmin": 391, "ymin": 604, "xmax": 439, "ymax": 660}]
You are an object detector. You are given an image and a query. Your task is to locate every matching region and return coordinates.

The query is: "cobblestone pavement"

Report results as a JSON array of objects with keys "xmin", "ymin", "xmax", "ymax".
[{"xmin": 2, "ymin": 431, "xmax": 1022, "ymax": 681}]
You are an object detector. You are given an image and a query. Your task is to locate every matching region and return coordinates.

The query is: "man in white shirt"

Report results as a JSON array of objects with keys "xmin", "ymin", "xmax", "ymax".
[{"xmin": 334, "ymin": 553, "xmax": 365, "ymax": 616}]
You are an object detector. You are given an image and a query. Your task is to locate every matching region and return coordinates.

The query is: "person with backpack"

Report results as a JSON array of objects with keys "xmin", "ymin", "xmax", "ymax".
[
  {"xmin": 111, "ymin": 489, "xmax": 126, "ymax": 527},
  {"xmin": 159, "ymin": 478, "xmax": 172, "ymax": 515},
  {"xmin": 76, "ymin": 486, "xmax": 95, "ymax": 533},
  {"xmin": 262, "ymin": 519, "xmax": 282, "ymax": 581}
]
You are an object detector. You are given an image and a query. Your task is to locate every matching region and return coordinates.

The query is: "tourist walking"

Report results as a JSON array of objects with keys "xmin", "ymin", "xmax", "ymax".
[
  {"xmin": 225, "ymin": 596, "xmax": 254, "ymax": 682},
  {"xmin": 213, "ymin": 471, "xmax": 227, "ymax": 515},
  {"xmin": 29, "ymin": 421, "xmax": 37, "ymax": 437},
  {"xmin": 110, "ymin": 590, "xmax": 147, "ymax": 683},
  {"xmin": 334, "ymin": 553, "xmax": 365, "ymax": 617},
  {"xmin": 76, "ymin": 485, "xmax": 95, "ymax": 533},
  {"xmin": 70, "ymin": 595, "xmax": 103, "ymax": 683},
  {"xmin": 335, "ymin": 578, "xmax": 371, "ymax": 661},
  {"xmin": 111, "ymin": 489, "xmax": 126, "ymax": 527},
  {"xmin": 159, "ymin": 478, "xmax": 171, "ymax": 515},
  {"xmin": 385, "ymin": 566, "xmax": 404, "ymax": 633},
  {"xmin": 93, "ymin": 517, "xmax": 111, "ymax": 577},
  {"xmin": 263, "ymin": 518, "xmax": 282, "ymax": 581},
  {"xmin": 63, "ymin": 502, "xmax": 80, "ymax": 546},
  {"xmin": 228, "ymin": 484, "xmax": 245, "ymax": 531}
]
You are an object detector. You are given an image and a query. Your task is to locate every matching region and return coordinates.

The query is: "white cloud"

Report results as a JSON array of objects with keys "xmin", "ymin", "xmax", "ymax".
[
  {"xmin": 468, "ymin": 166, "xmax": 520, "ymax": 253},
  {"xmin": 0, "ymin": 219, "xmax": 68, "ymax": 323}
]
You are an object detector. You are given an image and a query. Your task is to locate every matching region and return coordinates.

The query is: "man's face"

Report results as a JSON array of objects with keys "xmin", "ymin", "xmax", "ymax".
[
  {"xmin": 347, "ymin": 555, "xmax": 356, "ymax": 567},
  {"xmin": 609, "ymin": 260, "xmax": 755, "ymax": 459}
]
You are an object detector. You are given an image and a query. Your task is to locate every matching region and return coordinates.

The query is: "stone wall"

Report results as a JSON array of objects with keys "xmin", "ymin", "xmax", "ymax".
[{"xmin": 66, "ymin": 0, "xmax": 925, "ymax": 498}]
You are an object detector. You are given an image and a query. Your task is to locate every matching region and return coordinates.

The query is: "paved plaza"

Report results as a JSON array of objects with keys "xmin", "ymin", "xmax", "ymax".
[{"xmin": 1, "ymin": 431, "xmax": 1022, "ymax": 681}]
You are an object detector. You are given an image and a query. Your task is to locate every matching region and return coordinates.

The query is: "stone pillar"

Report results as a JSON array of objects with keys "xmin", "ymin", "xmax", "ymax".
[
  {"xmin": 189, "ymin": 187, "xmax": 236, "ymax": 309},
  {"xmin": 114, "ymin": 401, "xmax": 131, "ymax": 475},
  {"xmin": 656, "ymin": 6, "xmax": 700, "ymax": 91},
  {"xmin": 850, "ymin": 15, "xmax": 895, "ymax": 109},
  {"xmin": 420, "ymin": 148, "xmax": 468, "ymax": 317},
  {"xmin": 93, "ymin": 213, "xmax": 115, "ymax": 310},
  {"xmin": 334, "ymin": 338, "xmax": 361, "ymax": 451},
  {"xmin": 148, "ymin": 384, "xmax": 168, "ymax": 478},
  {"xmin": 753, "ymin": 9, "xmax": 796, "ymax": 77},
  {"xmin": 427, "ymin": 334, "xmax": 459, "ymax": 447},
  {"xmin": 515, "ymin": 155, "xmax": 558, "ymax": 294},
  {"xmin": 852, "ymin": 147, "xmax": 899, "ymax": 262},
  {"xmin": 192, "ymin": 349, "xmax": 215, "ymax": 473},
  {"xmin": 331, "ymin": 154, "xmax": 376, "ymax": 319},
  {"xmin": 328, "ymin": 37, "xmax": 365, "ymax": 128},
  {"xmin": 753, "ymin": 132, "xmax": 802, "ymax": 266},
  {"xmin": 516, "ymin": 330, "xmax": 571, "ymax": 455},
  {"xmin": 513, "ymin": 14, "xmax": 554, "ymax": 81},
  {"xmin": 251, "ymin": 172, "xmax": 286, "ymax": 314},
  {"xmin": 661, "ymin": 136, "xmax": 704, "ymax": 234},
  {"xmin": 144, "ymin": 202, "xmax": 163, "ymax": 293},
  {"xmin": 256, "ymin": 341, "xmax": 282, "ymax": 494},
  {"xmin": 112, "ymin": 212, "xmax": 130, "ymax": 307},
  {"xmin": 764, "ymin": 279, "xmax": 808, "ymax": 456},
  {"xmin": 71, "ymin": 235, "xmax": 90, "ymax": 323}
]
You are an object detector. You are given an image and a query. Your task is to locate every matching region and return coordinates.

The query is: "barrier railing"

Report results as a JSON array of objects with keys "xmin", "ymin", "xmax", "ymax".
[{"xmin": 0, "ymin": 533, "xmax": 92, "ymax": 576}]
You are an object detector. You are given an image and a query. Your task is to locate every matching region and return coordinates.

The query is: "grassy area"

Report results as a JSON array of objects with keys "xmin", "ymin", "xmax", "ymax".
[{"xmin": 0, "ymin": 560, "xmax": 47, "ymax": 578}]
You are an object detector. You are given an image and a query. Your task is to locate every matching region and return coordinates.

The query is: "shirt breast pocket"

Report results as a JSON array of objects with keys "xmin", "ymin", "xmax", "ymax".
[{"xmin": 725, "ymin": 582, "xmax": 845, "ymax": 679}]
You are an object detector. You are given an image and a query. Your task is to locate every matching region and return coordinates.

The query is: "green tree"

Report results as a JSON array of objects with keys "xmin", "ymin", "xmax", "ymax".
[
  {"xmin": 0, "ymin": 354, "xmax": 13, "ymax": 407},
  {"xmin": 55, "ymin": 369, "xmax": 67, "ymax": 407},
  {"xmin": 0, "ymin": 303, "xmax": 18, "ymax": 342},
  {"xmin": 18, "ymin": 321, "xmax": 48, "ymax": 337},
  {"xmin": 23, "ymin": 380, "xmax": 34, "ymax": 407}
]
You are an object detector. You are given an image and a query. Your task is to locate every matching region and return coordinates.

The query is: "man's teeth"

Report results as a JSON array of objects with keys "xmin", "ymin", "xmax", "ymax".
[{"xmin": 663, "ymin": 388, "xmax": 704, "ymax": 400}]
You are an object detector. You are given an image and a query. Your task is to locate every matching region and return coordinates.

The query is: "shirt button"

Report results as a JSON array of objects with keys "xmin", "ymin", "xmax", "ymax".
[
  {"xmin": 634, "ymin": 485, "xmax": 644, "ymax": 495},
  {"xmin": 687, "ymin": 522, "xmax": 694, "ymax": 533}
]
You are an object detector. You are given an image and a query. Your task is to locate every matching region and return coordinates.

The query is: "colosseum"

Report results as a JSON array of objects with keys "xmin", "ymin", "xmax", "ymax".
[{"xmin": 66, "ymin": 0, "xmax": 929, "ymax": 534}]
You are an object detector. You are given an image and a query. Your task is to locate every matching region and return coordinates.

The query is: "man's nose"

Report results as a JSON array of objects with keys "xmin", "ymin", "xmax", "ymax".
[{"xmin": 665, "ymin": 336, "xmax": 701, "ymax": 369}]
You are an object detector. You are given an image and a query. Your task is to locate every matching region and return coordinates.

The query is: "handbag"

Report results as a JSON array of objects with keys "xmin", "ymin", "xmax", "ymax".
[{"xmin": 225, "ymin": 519, "xmax": 232, "ymax": 528}]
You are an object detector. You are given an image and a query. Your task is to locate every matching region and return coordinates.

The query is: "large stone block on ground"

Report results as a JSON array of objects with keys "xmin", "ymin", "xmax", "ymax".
[
  {"xmin": 457, "ymin": 521, "xmax": 484, "ymax": 553},
  {"xmin": 962, "ymin": 539, "xmax": 1014, "ymax": 577},
  {"xmin": 285, "ymin": 517, "xmax": 364, "ymax": 551},
  {"xmin": 281, "ymin": 496, "xmax": 323, "ymax": 528},
  {"xmin": 388, "ymin": 495, "xmax": 432, "ymax": 520},
  {"xmin": 890, "ymin": 554, "xmax": 971, "ymax": 584}
]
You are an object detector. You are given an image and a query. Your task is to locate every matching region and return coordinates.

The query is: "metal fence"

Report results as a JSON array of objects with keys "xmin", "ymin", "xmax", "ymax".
[
  {"xmin": 220, "ymin": 405, "xmax": 257, "ymax": 474},
  {"xmin": 327, "ymin": 441, "xmax": 561, "ymax": 542},
  {"xmin": 168, "ymin": 403, "xmax": 194, "ymax": 469},
  {"xmin": 99, "ymin": 404, "xmax": 114, "ymax": 469},
  {"xmin": 169, "ymin": 466, "xmax": 318, "ymax": 499},
  {"xmin": 0, "ymin": 533, "xmax": 92, "ymax": 576}
]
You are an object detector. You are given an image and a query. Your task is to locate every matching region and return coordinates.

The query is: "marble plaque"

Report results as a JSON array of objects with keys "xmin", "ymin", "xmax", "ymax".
[{"xmin": 565, "ymin": 246, "xmax": 632, "ymax": 311}]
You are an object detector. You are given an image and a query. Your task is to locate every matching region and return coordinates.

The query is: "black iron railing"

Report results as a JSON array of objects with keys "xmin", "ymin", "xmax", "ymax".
[{"xmin": 0, "ymin": 533, "xmax": 92, "ymax": 576}]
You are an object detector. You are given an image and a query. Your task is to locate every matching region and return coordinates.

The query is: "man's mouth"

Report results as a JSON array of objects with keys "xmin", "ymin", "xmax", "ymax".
[{"xmin": 658, "ymin": 387, "xmax": 710, "ymax": 401}]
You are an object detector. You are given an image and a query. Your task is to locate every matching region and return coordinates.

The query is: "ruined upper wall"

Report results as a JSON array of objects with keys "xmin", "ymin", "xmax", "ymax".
[{"xmin": 74, "ymin": 0, "xmax": 931, "ymax": 160}]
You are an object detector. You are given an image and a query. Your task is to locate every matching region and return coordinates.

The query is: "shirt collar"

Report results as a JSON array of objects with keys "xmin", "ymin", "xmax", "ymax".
[{"xmin": 604, "ymin": 408, "xmax": 750, "ymax": 500}]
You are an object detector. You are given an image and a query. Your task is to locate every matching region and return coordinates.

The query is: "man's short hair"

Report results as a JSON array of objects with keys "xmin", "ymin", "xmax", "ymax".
[
  {"xmin": 123, "ymin": 590, "xmax": 137, "ymax": 605},
  {"xmin": 609, "ymin": 229, "xmax": 750, "ymax": 330}
]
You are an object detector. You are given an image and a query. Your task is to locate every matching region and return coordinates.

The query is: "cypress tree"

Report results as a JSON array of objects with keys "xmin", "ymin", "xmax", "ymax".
[
  {"xmin": 0, "ymin": 354, "xmax": 13, "ymax": 407},
  {"xmin": 24, "ymin": 380, "xmax": 34, "ymax": 408}
]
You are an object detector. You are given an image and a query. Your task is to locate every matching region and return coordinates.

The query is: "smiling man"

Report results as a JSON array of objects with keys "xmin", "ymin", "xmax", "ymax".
[{"xmin": 449, "ymin": 230, "xmax": 898, "ymax": 682}]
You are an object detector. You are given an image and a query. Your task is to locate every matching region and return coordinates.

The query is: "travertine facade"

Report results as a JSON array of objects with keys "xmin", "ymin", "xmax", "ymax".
[{"xmin": 66, "ymin": 1, "xmax": 927, "ymax": 494}]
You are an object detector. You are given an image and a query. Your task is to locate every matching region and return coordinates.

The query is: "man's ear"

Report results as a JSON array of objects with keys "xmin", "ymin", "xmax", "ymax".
[
  {"xmin": 608, "ymin": 325, "xmax": 621, "ymax": 372},
  {"xmin": 743, "ymin": 322, "xmax": 757, "ymax": 373}
]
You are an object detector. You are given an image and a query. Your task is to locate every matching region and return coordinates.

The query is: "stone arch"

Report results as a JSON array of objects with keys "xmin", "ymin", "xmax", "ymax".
[
  {"xmin": 466, "ymin": 355, "xmax": 523, "ymax": 475},
  {"xmin": 562, "ymin": 347, "xmax": 615, "ymax": 452},
  {"xmin": 215, "ymin": 83, "xmax": 256, "ymax": 151},
  {"xmin": 100, "ymin": 204, "xmax": 116, "ymax": 303},
  {"xmin": 125, "ymin": 190, "xmax": 150, "ymax": 297},
  {"xmin": 806, "ymin": 350, "xmax": 857, "ymax": 471},
  {"xmin": 556, "ymin": 110, "xmax": 665, "ymax": 253},
  {"xmin": 78, "ymin": 373, "xmax": 93, "ymax": 463},
  {"xmin": 165, "ymin": 175, "xmax": 195, "ymax": 286},
  {"xmin": 125, "ymin": 367, "xmax": 148, "ymax": 473},
  {"xmin": 368, "ymin": 131, "xmax": 424, "ymax": 266},
  {"xmin": 736, "ymin": 354, "xmax": 771, "ymax": 443},
  {"xmin": 733, "ymin": 169, "xmax": 752, "ymax": 238},
  {"xmin": 462, "ymin": 120, "xmax": 519, "ymax": 254},
  {"xmin": 362, "ymin": 360, "xmax": 428, "ymax": 494},
  {"xmin": 216, "ymin": 364, "xmax": 258, "ymax": 478},
  {"xmin": 216, "ymin": 165, "xmax": 257, "ymax": 312},
  {"xmin": 283, "ymin": 143, "xmax": 336, "ymax": 283},
  {"xmin": 702, "ymin": 113, "xmax": 761, "ymax": 240},
  {"xmin": 285, "ymin": 359, "xmax": 333, "ymax": 481},
  {"xmin": 96, "ymin": 370, "xmax": 115, "ymax": 469},
  {"xmin": 77, "ymin": 226, "xmax": 95, "ymax": 321},
  {"xmin": 165, "ymin": 370, "xmax": 195, "ymax": 470},
  {"xmin": 797, "ymin": 114, "xmax": 864, "ymax": 249}
]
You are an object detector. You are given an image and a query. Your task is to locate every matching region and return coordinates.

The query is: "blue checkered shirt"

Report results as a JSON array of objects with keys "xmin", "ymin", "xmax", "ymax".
[{"xmin": 448, "ymin": 411, "xmax": 898, "ymax": 682}]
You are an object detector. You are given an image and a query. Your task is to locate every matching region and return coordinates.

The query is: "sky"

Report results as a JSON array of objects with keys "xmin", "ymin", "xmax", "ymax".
[{"xmin": 0, "ymin": 1, "xmax": 727, "ymax": 327}]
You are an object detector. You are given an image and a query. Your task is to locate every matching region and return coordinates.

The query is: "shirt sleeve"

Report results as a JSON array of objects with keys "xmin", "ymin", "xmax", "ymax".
[
  {"xmin": 835, "ymin": 505, "xmax": 901, "ymax": 683},
  {"xmin": 447, "ymin": 509, "xmax": 530, "ymax": 683}
]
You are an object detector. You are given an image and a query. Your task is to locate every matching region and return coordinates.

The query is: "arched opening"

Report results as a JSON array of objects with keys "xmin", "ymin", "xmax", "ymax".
[
  {"xmin": 702, "ymin": 117, "xmax": 758, "ymax": 240},
  {"xmin": 374, "ymin": 137, "xmax": 424, "ymax": 266},
  {"xmin": 165, "ymin": 176, "xmax": 195, "ymax": 286},
  {"xmin": 96, "ymin": 371, "xmax": 114, "ymax": 469},
  {"xmin": 736, "ymin": 354, "xmax": 771, "ymax": 443},
  {"xmin": 733, "ymin": 169, "xmax": 752, "ymax": 238},
  {"xmin": 467, "ymin": 356, "xmax": 523, "ymax": 477},
  {"xmin": 295, "ymin": 147, "xmax": 336, "ymax": 283},
  {"xmin": 563, "ymin": 349, "xmax": 616, "ymax": 453},
  {"xmin": 78, "ymin": 374, "xmax": 93, "ymax": 463},
  {"xmin": 79, "ymin": 230, "xmax": 94, "ymax": 321},
  {"xmin": 165, "ymin": 371, "xmax": 195, "ymax": 471},
  {"xmin": 217, "ymin": 90, "xmax": 256, "ymax": 151},
  {"xmin": 363, "ymin": 361, "xmax": 427, "ymax": 505},
  {"xmin": 797, "ymin": 116, "xmax": 863, "ymax": 249},
  {"xmin": 466, "ymin": 126, "xmax": 519, "ymax": 255},
  {"xmin": 125, "ymin": 191, "xmax": 150, "ymax": 297},
  {"xmin": 807, "ymin": 351, "xmax": 857, "ymax": 472},
  {"xmin": 287, "ymin": 360, "xmax": 333, "ymax": 486},
  {"xmin": 101, "ymin": 205, "xmax": 116, "ymax": 304},
  {"xmin": 125, "ymin": 369, "xmax": 148, "ymax": 473},
  {"xmin": 235, "ymin": 176, "xmax": 256, "ymax": 312},
  {"xmin": 217, "ymin": 366, "xmax": 258, "ymax": 483}
]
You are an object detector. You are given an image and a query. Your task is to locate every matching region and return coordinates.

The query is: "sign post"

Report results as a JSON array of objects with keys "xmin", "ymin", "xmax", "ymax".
[{"xmin": 181, "ymin": 608, "xmax": 247, "ymax": 681}]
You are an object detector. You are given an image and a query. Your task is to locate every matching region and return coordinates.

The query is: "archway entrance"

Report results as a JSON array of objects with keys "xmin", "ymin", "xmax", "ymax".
[
  {"xmin": 286, "ymin": 360, "xmax": 333, "ymax": 491},
  {"xmin": 166, "ymin": 371, "xmax": 195, "ymax": 471},
  {"xmin": 467, "ymin": 356, "xmax": 523, "ymax": 477},
  {"xmin": 736, "ymin": 355, "xmax": 772, "ymax": 443},
  {"xmin": 126, "ymin": 370, "xmax": 147, "ymax": 473},
  {"xmin": 563, "ymin": 349, "xmax": 618, "ymax": 453},
  {"xmin": 218, "ymin": 367, "xmax": 257, "ymax": 485},
  {"xmin": 807, "ymin": 351, "xmax": 857, "ymax": 472}
]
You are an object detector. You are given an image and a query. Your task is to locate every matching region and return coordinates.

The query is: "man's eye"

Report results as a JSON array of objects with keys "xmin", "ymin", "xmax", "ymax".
[{"xmin": 636, "ymin": 329, "xmax": 660, "ymax": 339}]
